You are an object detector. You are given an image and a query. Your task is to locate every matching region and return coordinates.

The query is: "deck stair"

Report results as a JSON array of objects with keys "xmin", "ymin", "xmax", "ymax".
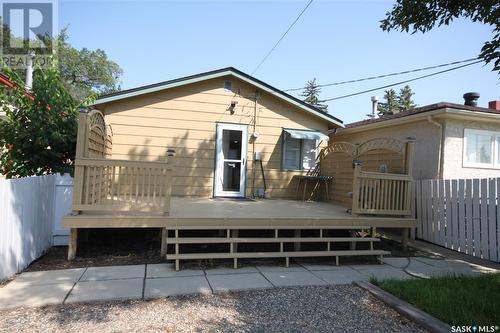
[{"xmin": 164, "ymin": 225, "xmax": 390, "ymax": 270}]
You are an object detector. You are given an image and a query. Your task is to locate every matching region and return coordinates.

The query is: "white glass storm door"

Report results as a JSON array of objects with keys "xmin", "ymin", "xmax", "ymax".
[{"xmin": 214, "ymin": 123, "xmax": 248, "ymax": 197}]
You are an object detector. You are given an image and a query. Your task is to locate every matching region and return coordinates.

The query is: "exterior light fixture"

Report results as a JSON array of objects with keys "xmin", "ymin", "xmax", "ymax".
[{"xmin": 229, "ymin": 101, "xmax": 238, "ymax": 114}]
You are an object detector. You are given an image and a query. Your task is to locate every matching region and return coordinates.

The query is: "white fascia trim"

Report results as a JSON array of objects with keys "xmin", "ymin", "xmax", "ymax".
[
  {"xmin": 93, "ymin": 69, "xmax": 344, "ymax": 128},
  {"xmin": 93, "ymin": 70, "xmax": 233, "ymax": 105},
  {"xmin": 339, "ymin": 108, "xmax": 500, "ymax": 134}
]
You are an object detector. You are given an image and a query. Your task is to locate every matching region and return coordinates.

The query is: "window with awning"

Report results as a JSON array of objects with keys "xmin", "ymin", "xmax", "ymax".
[{"xmin": 281, "ymin": 128, "xmax": 329, "ymax": 170}]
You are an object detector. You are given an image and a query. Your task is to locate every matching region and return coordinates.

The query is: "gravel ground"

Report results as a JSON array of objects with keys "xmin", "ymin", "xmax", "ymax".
[{"xmin": 0, "ymin": 285, "xmax": 426, "ymax": 333}]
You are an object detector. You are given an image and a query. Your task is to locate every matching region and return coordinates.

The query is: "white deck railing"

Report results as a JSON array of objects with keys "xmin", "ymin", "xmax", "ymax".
[{"xmin": 352, "ymin": 164, "xmax": 413, "ymax": 216}]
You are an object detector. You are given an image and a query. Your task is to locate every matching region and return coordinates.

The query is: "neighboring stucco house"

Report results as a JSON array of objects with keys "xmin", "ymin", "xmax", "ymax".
[
  {"xmin": 91, "ymin": 67, "xmax": 343, "ymax": 199},
  {"xmin": 333, "ymin": 100, "xmax": 500, "ymax": 180}
]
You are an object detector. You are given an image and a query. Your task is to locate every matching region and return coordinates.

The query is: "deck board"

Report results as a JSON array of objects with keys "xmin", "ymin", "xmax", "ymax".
[{"xmin": 64, "ymin": 197, "xmax": 416, "ymax": 228}]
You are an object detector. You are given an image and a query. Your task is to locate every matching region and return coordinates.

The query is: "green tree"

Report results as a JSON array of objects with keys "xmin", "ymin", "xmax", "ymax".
[
  {"xmin": 4, "ymin": 28, "xmax": 123, "ymax": 101},
  {"xmin": 377, "ymin": 86, "xmax": 416, "ymax": 116},
  {"xmin": 381, "ymin": 0, "xmax": 500, "ymax": 73},
  {"xmin": 398, "ymin": 85, "xmax": 416, "ymax": 110},
  {"xmin": 377, "ymin": 89, "xmax": 399, "ymax": 115},
  {"xmin": 57, "ymin": 29, "xmax": 123, "ymax": 101},
  {"xmin": 0, "ymin": 66, "xmax": 82, "ymax": 178},
  {"xmin": 301, "ymin": 78, "xmax": 328, "ymax": 112}
]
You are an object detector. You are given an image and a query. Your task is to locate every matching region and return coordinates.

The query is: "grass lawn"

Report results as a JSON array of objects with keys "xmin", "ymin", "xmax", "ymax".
[{"xmin": 372, "ymin": 273, "xmax": 500, "ymax": 326}]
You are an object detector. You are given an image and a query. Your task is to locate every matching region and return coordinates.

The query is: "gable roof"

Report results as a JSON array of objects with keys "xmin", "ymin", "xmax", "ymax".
[
  {"xmin": 93, "ymin": 67, "xmax": 343, "ymax": 127},
  {"xmin": 344, "ymin": 102, "xmax": 500, "ymax": 130}
]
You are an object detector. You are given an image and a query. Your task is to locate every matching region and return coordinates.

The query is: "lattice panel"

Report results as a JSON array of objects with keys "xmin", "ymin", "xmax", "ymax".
[
  {"xmin": 320, "ymin": 151, "xmax": 354, "ymax": 206},
  {"xmin": 86, "ymin": 110, "xmax": 112, "ymax": 158},
  {"xmin": 320, "ymin": 137, "xmax": 408, "ymax": 205},
  {"xmin": 321, "ymin": 141, "xmax": 357, "ymax": 158},
  {"xmin": 357, "ymin": 138, "xmax": 405, "ymax": 156},
  {"xmin": 358, "ymin": 149, "xmax": 405, "ymax": 174}
]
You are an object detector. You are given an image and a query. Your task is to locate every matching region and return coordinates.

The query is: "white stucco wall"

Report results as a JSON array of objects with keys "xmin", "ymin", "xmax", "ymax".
[
  {"xmin": 442, "ymin": 118, "xmax": 500, "ymax": 179},
  {"xmin": 334, "ymin": 119, "xmax": 442, "ymax": 180}
]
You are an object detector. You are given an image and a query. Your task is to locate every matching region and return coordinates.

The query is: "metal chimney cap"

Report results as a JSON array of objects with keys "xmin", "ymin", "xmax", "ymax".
[
  {"xmin": 463, "ymin": 92, "xmax": 480, "ymax": 106},
  {"xmin": 371, "ymin": 96, "xmax": 379, "ymax": 102}
]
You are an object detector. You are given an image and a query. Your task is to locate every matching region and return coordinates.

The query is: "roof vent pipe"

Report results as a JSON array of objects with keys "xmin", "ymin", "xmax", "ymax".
[
  {"xmin": 371, "ymin": 96, "xmax": 379, "ymax": 118},
  {"xmin": 463, "ymin": 92, "xmax": 480, "ymax": 106}
]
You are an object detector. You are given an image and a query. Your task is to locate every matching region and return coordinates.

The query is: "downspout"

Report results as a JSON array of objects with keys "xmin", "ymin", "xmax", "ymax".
[{"xmin": 427, "ymin": 115, "xmax": 444, "ymax": 179}]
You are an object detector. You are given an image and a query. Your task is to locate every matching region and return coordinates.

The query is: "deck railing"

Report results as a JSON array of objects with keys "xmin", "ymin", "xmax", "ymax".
[
  {"xmin": 73, "ymin": 157, "xmax": 174, "ymax": 214},
  {"xmin": 352, "ymin": 164, "xmax": 412, "ymax": 216}
]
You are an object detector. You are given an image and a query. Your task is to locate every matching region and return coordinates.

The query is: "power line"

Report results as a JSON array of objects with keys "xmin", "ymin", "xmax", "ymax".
[
  {"xmin": 285, "ymin": 57, "xmax": 479, "ymax": 92},
  {"xmin": 251, "ymin": 0, "xmax": 314, "ymax": 75},
  {"xmin": 320, "ymin": 59, "xmax": 483, "ymax": 102}
]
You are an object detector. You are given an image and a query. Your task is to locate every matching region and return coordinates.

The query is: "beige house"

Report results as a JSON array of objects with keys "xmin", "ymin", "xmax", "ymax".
[
  {"xmin": 334, "ymin": 101, "xmax": 500, "ymax": 180},
  {"xmin": 64, "ymin": 67, "xmax": 416, "ymax": 269},
  {"xmin": 92, "ymin": 67, "xmax": 342, "ymax": 199}
]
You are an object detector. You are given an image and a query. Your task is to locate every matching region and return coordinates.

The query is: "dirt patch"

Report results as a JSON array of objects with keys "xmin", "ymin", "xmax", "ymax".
[
  {"xmin": 25, "ymin": 229, "xmax": 166, "ymax": 272},
  {"xmin": 23, "ymin": 228, "xmax": 438, "ymax": 272}
]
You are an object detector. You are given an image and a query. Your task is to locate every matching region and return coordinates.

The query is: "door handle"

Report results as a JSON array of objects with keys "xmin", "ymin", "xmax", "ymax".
[{"xmin": 228, "ymin": 163, "xmax": 236, "ymax": 168}]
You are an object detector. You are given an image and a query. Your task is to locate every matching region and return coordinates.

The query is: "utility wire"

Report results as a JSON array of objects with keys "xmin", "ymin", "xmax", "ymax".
[
  {"xmin": 320, "ymin": 59, "xmax": 483, "ymax": 102},
  {"xmin": 251, "ymin": 0, "xmax": 314, "ymax": 75},
  {"xmin": 285, "ymin": 57, "xmax": 480, "ymax": 92}
]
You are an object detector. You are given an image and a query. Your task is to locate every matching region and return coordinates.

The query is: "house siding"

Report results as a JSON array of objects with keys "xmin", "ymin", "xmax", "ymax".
[
  {"xmin": 442, "ymin": 118, "xmax": 500, "ymax": 179},
  {"xmin": 97, "ymin": 76, "xmax": 332, "ymax": 198}
]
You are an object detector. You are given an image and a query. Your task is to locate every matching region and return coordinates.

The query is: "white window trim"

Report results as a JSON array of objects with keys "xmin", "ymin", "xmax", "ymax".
[
  {"xmin": 463, "ymin": 128, "xmax": 500, "ymax": 169},
  {"xmin": 282, "ymin": 132, "xmax": 318, "ymax": 171}
]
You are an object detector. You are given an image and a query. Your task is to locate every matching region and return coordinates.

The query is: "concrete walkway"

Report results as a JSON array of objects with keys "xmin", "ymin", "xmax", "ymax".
[{"xmin": 0, "ymin": 257, "xmax": 497, "ymax": 309}]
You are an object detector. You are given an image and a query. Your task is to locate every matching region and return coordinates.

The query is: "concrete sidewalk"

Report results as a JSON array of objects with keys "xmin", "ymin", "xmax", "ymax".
[{"xmin": 0, "ymin": 257, "xmax": 497, "ymax": 309}]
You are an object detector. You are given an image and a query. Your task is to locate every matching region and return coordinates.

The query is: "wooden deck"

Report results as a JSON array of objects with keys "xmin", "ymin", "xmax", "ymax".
[
  {"xmin": 64, "ymin": 197, "xmax": 415, "ymax": 268},
  {"xmin": 64, "ymin": 197, "xmax": 416, "ymax": 228}
]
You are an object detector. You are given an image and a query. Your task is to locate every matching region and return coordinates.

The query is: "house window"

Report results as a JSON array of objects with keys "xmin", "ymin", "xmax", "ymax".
[
  {"xmin": 224, "ymin": 80, "xmax": 232, "ymax": 92},
  {"xmin": 463, "ymin": 129, "xmax": 500, "ymax": 168},
  {"xmin": 282, "ymin": 132, "xmax": 317, "ymax": 170}
]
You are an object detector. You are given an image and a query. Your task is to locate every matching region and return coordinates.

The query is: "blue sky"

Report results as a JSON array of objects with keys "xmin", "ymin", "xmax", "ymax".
[{"xmin": 60, "ymin": 0, "xmax": 499, "ymax": 124}]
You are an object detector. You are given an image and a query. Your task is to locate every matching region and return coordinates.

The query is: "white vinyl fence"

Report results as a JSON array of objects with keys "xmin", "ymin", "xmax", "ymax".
[
  {"xmin": 415, "ymin": 178, "xmax": 500, "ymax": 262},
  {"xmin": 0, "ymin": 174, "xmax": 72, "ymax": 280}
]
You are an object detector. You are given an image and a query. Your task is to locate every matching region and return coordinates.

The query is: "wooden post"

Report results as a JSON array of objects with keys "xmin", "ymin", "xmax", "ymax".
[
  {"xmin": 402, "ymin": 228, "xmax": 409, "ymax": 252},
  {"xmin": 160, "ymin": 228, "xmax": 168, "ymax": 256},
  {"xmin": 403, "ymin": 138, "xmax": 415, "ymax": 250},
  {"xmin": 68, "ymin": 228, "xmax": 78, "ymax": 260},
  {"xmin": 294, "ymin": 229, "xmax": 301, "ymax": 251},
  {"xmin": 351, "ymin": 161, "xmax": 363, "ymax": 215},
  {"xmin": 72, "ymin": 110, "xmax": 89, "ymax": 214},
  {"xmin": 174, "ymin": 229, "xmax": 179, "ymax": 271},
  {"xmin": 163, "ymin": 150, "xmax": 175, "ymax": 215},
  {"xmin": 232, "ymin": 229, "xmax": 238, "ymax": 252},
  {"xmin": 349, "ymin": 230, "xmax": 357, "ymax": 250},
  {"xmin": 404, "ymin": 138, "xmax": 416, "ymax": 177}
]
